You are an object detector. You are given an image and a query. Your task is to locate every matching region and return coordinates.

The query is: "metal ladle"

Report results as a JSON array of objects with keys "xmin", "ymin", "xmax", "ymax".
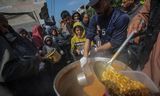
[{"xmin": 77, "ymin": 31, "xmax": 136, "ymax": 86}]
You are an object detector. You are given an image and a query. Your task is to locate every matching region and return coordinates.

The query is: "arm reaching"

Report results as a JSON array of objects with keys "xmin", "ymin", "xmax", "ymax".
[{"xmin": 127, "ymin": 0, "xmax": 150, "ymax": 35}]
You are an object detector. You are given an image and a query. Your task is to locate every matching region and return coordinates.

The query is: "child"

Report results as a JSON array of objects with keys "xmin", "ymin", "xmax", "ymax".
[
  {"xmin": 42, "ymin": 35, "xmax": 64, "ymax": 60},
  {"xmin": 71, "ymin": 22, "xmax": 86, "ymax": 60}
]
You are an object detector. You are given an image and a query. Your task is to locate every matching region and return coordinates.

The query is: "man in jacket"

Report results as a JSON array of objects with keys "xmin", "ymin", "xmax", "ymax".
[
  {"xmin": 80, "ymin": 0, "xmax": 130, "ymax": 67},
  {"xmin": 0, "ymin": 13, "xmax": 55, "ymax": 96}
]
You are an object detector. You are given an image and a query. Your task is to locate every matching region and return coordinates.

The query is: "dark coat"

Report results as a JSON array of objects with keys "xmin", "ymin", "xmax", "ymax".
[{"xmin": 0, "ymin": 26, "xmax": 54, "ymax": 96}]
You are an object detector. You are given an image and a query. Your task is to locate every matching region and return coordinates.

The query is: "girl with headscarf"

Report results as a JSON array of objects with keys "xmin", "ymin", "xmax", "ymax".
[
  {"xmin": 71, "ymin": 22, "xmax": 93, "ymax": 60},
  {"xmin": 71, "ymin": 22, "xmax": 86, "ymax": 55},
  {"xmin": 42, "ymin": 35, "xmax": 63, "ymax": 56},
  {"xmin": 32, "ymin": 25, "xmax": 44, "ymax": 50}
]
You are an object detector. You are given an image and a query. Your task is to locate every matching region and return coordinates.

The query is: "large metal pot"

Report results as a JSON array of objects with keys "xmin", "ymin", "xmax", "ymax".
[{"xmin": 53, "ymin": 57, "xmax": 131, "ymax": 96}]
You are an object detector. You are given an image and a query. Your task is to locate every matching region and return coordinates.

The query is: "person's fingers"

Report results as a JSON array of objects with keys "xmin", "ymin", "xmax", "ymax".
[
  {"xmin": 127, "ymin": 24, "xmax": 132, "ymax": 34},
  {"xmin": 127, "ymin": 22, "xmax": 136, "ymax": 34},
  {"xmin": 127, "ymin": 20, "xmax": 141, "ymax": 36},
  {"xmin": 138, "ymin": 19, "xmax": 146, "ymax": 31},
  {"xmin": 138, "ymin": 22, "xmax": 143, "ymax": 32},
  {"xmin": 140, "ymin": 20, "xmax": 146, "ymax": 31},
  {"xmin": 127, "ymin": 23, "xmax": 137, "ymax": 35}
]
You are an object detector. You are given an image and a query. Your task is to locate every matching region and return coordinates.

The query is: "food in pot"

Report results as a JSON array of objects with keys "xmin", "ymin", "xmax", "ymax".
[
  {"xmin": 83, "ymin": 75, "xmax": 106, "ymax": 96},
  {"xmin": 101, "ymin": 68, "xmax": 150, "ymax": 96}
]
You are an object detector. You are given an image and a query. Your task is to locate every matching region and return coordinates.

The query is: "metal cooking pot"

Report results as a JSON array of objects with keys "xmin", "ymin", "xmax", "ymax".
[
  {"xmin": 45, "ymin": 48, "xmax": 61, "ymax": 63},
  {"xmin": 53, "ymin": 57, "xmax": 131, "ymax": 96}
]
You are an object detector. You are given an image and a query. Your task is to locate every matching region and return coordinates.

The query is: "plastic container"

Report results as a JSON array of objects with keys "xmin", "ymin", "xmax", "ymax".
[{"xmin": 120, "ymin": 71, "xmax": 159, "ymax": 93}]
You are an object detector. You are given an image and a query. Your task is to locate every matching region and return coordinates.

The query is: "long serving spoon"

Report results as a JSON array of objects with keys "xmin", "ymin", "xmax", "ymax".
[
  {"xmin": 77, "ymin": 31, "xmax": 136, "ymax": 86},
  {"xmin": 104, "ymin": 31, "xmax": 136, "ymax": 70}
]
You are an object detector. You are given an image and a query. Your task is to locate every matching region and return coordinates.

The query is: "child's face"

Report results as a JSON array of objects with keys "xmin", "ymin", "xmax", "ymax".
[
  {"xmin": 75, "ymin": 27, "xmax": 82, "ymax": 36},
  {"xmin": 121, "ymin": 0, "xmax": 134, "ymax": 9},
  {"xmin": 20, "ymin": 31, "xmax": 28, "ymax": 38},
  {"xmin": 46, "ymin": 39, "xmax": 52, "ymax": 45},
  {"xmin": 52, "ymin": 29, "xmax": 57, "ymax": 35},
  {"xmin": 74, "ymin": 14, "xmax": 80, "ymax": 20},
  {"xmin": 83, "ymin": 14, "xmax": 89, "ymax": 24}
]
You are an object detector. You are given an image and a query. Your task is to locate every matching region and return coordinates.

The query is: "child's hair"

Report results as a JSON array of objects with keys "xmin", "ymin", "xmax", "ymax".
[
  {"xmin": 44, "ymin": 35, "xmax": 52, "ymax": 44},
  {"xmin": 72, "ymin": 12, "xmax": 81, "ymax": 21},
  {"xmin": 61, "ymin": 10, "xmax": 71, "ymax": 19},
  {"xmin": 73, "ymin": 25, "xmax": 84, "ymax": 33},
  {"xmin": 49, "ymin": 26, "xmax": 58, "ymax": 34}
]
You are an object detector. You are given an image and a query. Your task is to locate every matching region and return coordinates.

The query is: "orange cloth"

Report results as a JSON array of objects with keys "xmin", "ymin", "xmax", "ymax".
[
  {"xmin": 130, "ymin": 0, "xmax": 160, "ymax": 89},
  {"xmin": 142, "ymin": 33, "xmax": 160, "ymax": 89}
]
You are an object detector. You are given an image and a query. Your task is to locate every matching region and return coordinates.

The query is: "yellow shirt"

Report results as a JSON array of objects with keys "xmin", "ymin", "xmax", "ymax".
[{"xmin": 71, "ymin": 36, "xmax": 86, "ymax": 51}]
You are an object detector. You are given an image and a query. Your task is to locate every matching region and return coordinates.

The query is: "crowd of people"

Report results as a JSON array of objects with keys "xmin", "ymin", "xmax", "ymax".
[{"xmin": 0, "ymin": 0, "xmax": 160, "ymax": 95}]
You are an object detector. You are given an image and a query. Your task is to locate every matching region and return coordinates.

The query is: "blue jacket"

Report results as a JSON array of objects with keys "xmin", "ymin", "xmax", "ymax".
[{"xmin": 86, "ymin": 8, "xmax": 129, "ymax": 51}]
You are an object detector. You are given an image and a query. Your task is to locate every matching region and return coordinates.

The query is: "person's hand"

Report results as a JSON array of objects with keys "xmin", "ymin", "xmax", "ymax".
[
  {"xmin": 127, "ymin": 19, "xmax": 146, "ymax": 43},
  {"xmin": 80, "ymin": 57, "xmax": 88, "ymax": 68},
  {"xmin": 128, "ymin": 19, "xmax": 145, "ymax": 34},
  {"xmin": 36, "ymin": 51, "xmax": 47, "ymax": 62},
  {"xmin": 38, "ymin": 50, "xmax": 45, "ymax": 56}
]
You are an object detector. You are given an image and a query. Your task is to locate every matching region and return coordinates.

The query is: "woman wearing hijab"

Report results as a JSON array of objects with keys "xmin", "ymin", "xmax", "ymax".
[{"xmin": 32, "ymin": 25, "xmax": 44, "ymax": 50}]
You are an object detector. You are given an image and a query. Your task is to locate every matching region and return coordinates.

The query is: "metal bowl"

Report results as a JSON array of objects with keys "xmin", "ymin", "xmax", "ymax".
[{"xmin": 53, "ymin": 57, "xmax": 131, "ymax": 96}]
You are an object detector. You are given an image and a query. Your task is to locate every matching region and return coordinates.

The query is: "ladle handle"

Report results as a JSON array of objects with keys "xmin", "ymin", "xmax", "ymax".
[{"xmin": 108, "ymin": 31, "xmax": 136, "ymax": 64}]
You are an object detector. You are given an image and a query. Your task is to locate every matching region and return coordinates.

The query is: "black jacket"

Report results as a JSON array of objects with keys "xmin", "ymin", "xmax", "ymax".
[
  {"xmin": 0, "ymin": 26, "xmax": 40, "ymax": 82},
  {"xmin": 0, "ymin": 26, "xmax": 54, "ymax": 96}
]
